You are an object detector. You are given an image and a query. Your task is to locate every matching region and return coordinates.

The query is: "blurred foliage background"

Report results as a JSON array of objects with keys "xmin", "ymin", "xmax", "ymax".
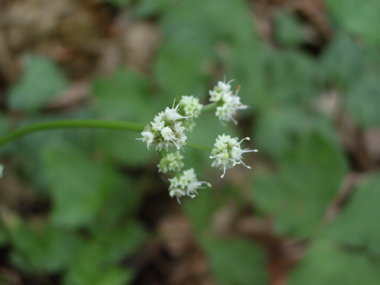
[{"xmin": 0, "ymin": 0, "xmax": 380, "ymax": 284}]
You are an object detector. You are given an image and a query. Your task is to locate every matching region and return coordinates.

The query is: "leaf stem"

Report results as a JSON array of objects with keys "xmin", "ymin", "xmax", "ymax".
[{"xmin": 0, "ymin": 120, "xmax": 145, "ymax": 148}]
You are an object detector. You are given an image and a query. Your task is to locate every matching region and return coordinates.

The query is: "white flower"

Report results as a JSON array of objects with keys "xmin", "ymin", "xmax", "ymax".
[
  {"xmin": 151, "ymin": 116, "xmax": 165, "ymax": 131},
  {"xmin": 216, "ymin": 95, "xmax": 247, "ymax": 124},
  {"xmin": 209, "ymin": 79, "xmax": 248, "ymax": 124},
  {"xmin": 209, "ymin": 80, "xmax": 233, "ymax": 102},
  {"xmin": 138, "ymin": 103, "xmax": 187, "ymax": 151},
  {"xmin": 161, "ymin": 126, "xmax": 175, "ymax": 141},
  {"xmin": 165, "ymin": 106, "xmax": 182, "ymax": 121},
  {"xmin": 168, "ymin": 168, "xmax": 211, "ymax": 203},
  {"xmin": 158, "ymin": 151, "xmax": 184, "ymax": 173},
  {"xmin": 141, "ymin": 131, "xmax": 154, "ymax": 149},
  {"xmin": 210, "ymin": 134, "xmax": 258, "ymax": 178},
  {"xmin": 169, "ymin": 188, "xmax": 187, "ymax": 203}
]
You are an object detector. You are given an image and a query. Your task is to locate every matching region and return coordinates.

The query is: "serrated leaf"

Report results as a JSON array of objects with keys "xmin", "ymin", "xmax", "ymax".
[
  {"xmin": 92, "ymin": 68, "xmax": 150, "ymax": 122},
  {"xmin": 0, "ymin": 113, "xmax": 10, "ymax": 138},
  {"xmin": 133, "ymin": 0, "xmax": 171, "ymax": 17},
  {"xmin": 10, "ymin": 112, "xmax": 99, "ymax": 190},
  {"xmin": 154, "ymin": 41, "xmax": 211, "ymax": 100},
  {"xmin": 289, "ymin": 240, "xmax": 380, "ymax": 285},
  {"xmin": 91, "ymin": 220, "xmax": 147, "ymax": 263},
  {"xmin": 326, "ymin": 175, "xmax": 380, "ymax": 258},
  {"xmin": 291, "ymin": 175, "xmax": 380, "ymax": 284},
  {"xmin": 42, "ymin": 147, "xmax": 118, "ymax": 227},
  {"xmin": 253, "ymin": 132, "xmax": 347, "ymax": 238},
  {"xmin": 326, "ymin": 0, "xmax": 380, "ymax": 47},
  {"xmin": 108, "ymin": 0, "xmax": 132, "ymax": 7},
  {"xmin": 346, "ymin": 74, "xmax": 380, "ymax": 127},
  {"xmin": 183, "ymin": 184, "xmax": 237, "ymax": 232},
  {"xmin": 97, "ymin": 130, "xmax": 154, "ymax": 167},
  {"xmin": 319, "ymin": 33, "xmax": 364, "ymax": 89},
  {"xmin": 275, "ymin": 12, "xmax": 306, "ymax": 47},
  {"xmin": 156, "ymin": 0, "xmax": 258, "ymax": 101},
  {"xmin": 11, "ymin": 223, "xmax": 83, "ymax": 273},
  {"xmin": 63, "ymin": 242, "xmax": 135, "ymax": 285},
  {"xmin": 9, "ymin": 55, "xmax": 68, "ymax": 112},
  {"xmin": 230, "ymin": 48, "xmax": 320, "ymax": 110},
  {"xmin": 201, "ymin": 237, "xmax": 268, "ymax": 285},
  {"xmin": 254, "ymin": 107, "xmax": 337, "ymax": 159}
]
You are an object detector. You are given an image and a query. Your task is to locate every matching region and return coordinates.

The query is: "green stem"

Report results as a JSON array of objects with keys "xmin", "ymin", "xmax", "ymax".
[
  {"xmin": 0, "ymin": 120, "xmax": 145, "ymax": 148},
  {"xmin": 186, "ymin": 141, "xmax": 212, "ymax": 152},
  {"xmin": 201, "ymin": 103, "xmax": 217, "ymax": 113},
  {"xmin": 0, "ymin": 118, "xmax": 213, "ymax": 153}
]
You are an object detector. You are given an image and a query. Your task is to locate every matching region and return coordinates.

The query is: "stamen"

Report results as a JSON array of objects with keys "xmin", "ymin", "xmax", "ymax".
[{"xmin": 238, "ymin": 137, "xmax": 250, "ymax": 144}]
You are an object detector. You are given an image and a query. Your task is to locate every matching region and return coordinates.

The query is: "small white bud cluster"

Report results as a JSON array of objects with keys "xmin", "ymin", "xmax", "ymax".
[
  {"xmin": 158, "ymin": 151, "xmax": 184, "ymax": 173},
  {"xmin": 210, "ymin": 134, "xmax": 258, "ymax": 178},
  {"xmin": 179, "ymin": 95, "xmax": 203, "ymax": 131},
  {"xmin": 209, "ymin": 80, "xmax": 248, "ymax": 124},
  {"xmin": 139, "ymin": 104, "xmax": 187, "ymax": 151},
  {"xmin": 169, "ymin": 168, "xmax": 211, "ymax": 203}
]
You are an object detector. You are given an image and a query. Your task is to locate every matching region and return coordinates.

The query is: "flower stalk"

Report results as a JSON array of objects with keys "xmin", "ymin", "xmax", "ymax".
[
  {"xmin": 0, "ymin": 78, "xmax": 257, "ymax": 203},
  {"xmin": 0, "ymin": 119, "xmax": 145, "ymax": 149}
]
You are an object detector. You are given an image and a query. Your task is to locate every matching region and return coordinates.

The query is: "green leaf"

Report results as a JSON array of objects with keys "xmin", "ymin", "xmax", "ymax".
[
  {"xmin": 64, "ymin": 242, "xmax": 135, "ymax": 285},
  {"xmin": 319, "ymin": 33, "xmax": 364, "ymax": 89},
  {"xmin": 108, "ymin": 0, "xmax": 132, "ymax": 8},
  {"xmin": 10, "ymin": 112, "xmax": 99, "ymax": 190},
  {"xmin": 346, "ymin": 74, "xmax": 380, "ymax": 127},
  {"xmin": 98, "ymin": 175, "xmax": 141, "ymax": 225},
  {"xmin": 95, "ymin": 268, "xmax": 134, "ymax": 285},
  {"xmin": 275, "ymin": 12, "xmax": 306, "ymax": 47},
  {"xmin": 253, "ymin": 132, "xmax": 347, "ymax": 238},
  {"xmin": 9, "ymin": 55, "xmax": 68, "ymax": 112},
  {"xmin": 183, "ymin": 184, "xmax": 237, "ymax": 232},
  {"xmin": 201, "ymin": 237, "xmax": 268, "ymax": 285},
  {"xmin": 133, "ymin": 0, "xmax": 172, "ymax": 17},
  {"xmin": 11, "ymin": 223, "xmax": 83, "ymax": 273},
  {"xmin": 96, "ymin": 130, "xmax": 154, "ymax": 167},
  {"xmin": 91, "ymin": 220, "xmax": 147, "ymax": 263},
  {"xmin": 42, "ymin": 147, "xmax": 119, "ymax": 228},
  {"xmin": 155, "ymin": 0, "xmax": 258, "ymax": 101},
  {"xmin": 289, "ymin": 240, "xmax": 380, "ymax": 285},
  {"xmin": 92, "ymin": 68, "xmax": 151, "ymax": 122},
  {"xmin": 325, "ymin": 175, "xmax": 380, "ymax": 258},
  {"xmin": 254, "ymin": 108, "xmax": 337, "ymax": 159},
  {"xmin": 154, "ymin": 41, "xmax": 211, "ymax": 100},
  {"xmin": 230, "ymin": 48, "xmax": 320, "ymax": 110},
  {"xmin": 326, "ymin": 0, "xmax": 380, "ymax": 47},
  {"xmin": 0, "ymin": 113, "xmax": 10, "ymax": 138},
  {"xmin": 155, "ymin": 1, "xmax": 214, "ymax": 98},
  {"xmin": 291, "ymin": 175, "xmax": 380, "ymax": 284}
]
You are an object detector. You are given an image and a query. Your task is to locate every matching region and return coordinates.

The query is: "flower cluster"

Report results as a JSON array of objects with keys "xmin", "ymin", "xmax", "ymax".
[
  {"xmin": 209, "ymin": 80, "xmax": 248, "ymax": 124},
  {"xmin": 158, "ymin": 151, "xmax": 184, "ymax": 173},
  {"xmin": 139, "ymin": 79, "xmax": 256, "ymax": 203},
  {"xmin": 169, "ymin": 168, "xmax": 211, "ymax": 203},
  {"xmin": 210, "ymin": 134, "xmax": 258, "ymax": 178},
  {"xmin": 179, "ymin": 95, "xmax": 203, "ymax": 131},
  {"xmin": 139, "ymin": 104, "xmax": 187, "ymax": 151}
]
